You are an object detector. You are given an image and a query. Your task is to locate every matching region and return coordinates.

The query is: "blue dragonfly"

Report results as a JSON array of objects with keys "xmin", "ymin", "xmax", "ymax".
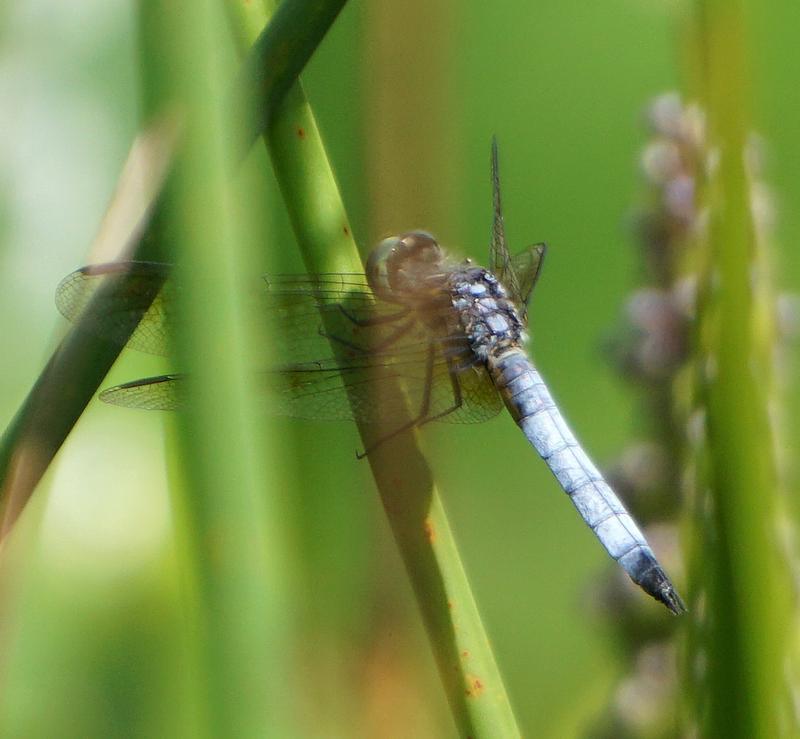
[{"xmin": 56, "ymin": 142, "xmax": 685, "ymax": 614}]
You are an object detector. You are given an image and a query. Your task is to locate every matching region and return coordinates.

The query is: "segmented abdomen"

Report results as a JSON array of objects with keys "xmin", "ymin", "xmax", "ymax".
[{"xmin": 489, "ymin": 349, "xmax": 684, "ymax": 613}]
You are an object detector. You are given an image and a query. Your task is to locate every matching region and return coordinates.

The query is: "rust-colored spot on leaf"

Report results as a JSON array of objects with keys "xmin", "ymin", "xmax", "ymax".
[
  {"xmin": 296, "ymin": 127, "xmax": 306, "ymax": 139},
  {"xmin": 465, "ymin": 674, "xmax": 485, "ymax": 698},
  {"xmin": 343, "ymin": 225, "xmax": 350, "ymax": 236},
  {"xmin": 447, "ymin": 599, "xmax": 454, "ymax": 609},
  {"xmin": 423, "ymin": 516, "xmax": 436, "ymax": 542},
  {"xmin": 461, "ymin": 650, "xmax": 470, "ymax": 660}
]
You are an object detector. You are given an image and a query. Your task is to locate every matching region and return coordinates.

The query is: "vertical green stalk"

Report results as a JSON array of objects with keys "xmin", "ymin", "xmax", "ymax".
[
  {"xmin": 140, "ymin": 1, "xmax": 294, "ymax": 736},
  {"xmin": 225, "ymin": 1, "xmax": 521, "ymax": 735},
  {"xmin": 687, "ymin": 2, "xmax": 795, "ymax": 736}
]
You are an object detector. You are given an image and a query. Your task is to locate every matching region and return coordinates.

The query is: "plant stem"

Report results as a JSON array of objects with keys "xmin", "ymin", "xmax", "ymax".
[
  {"xmin": 230, "ymin": 0, "xmax": 348, "ymax": 151},
  {"xmin": 687, "ymin": 2, "xmax": 796, "ymax": 736},
  {"xmin": 137, "ymin": 0, "xmax": 299, "ymax": 735}
]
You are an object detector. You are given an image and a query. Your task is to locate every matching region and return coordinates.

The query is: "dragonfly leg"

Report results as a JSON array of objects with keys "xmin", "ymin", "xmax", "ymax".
[
  {"xmin": 337, "ymin": 303, "xmax": 410, "ymax": 327},
  {"xmin": 356, "ymin": 341, "xmax": 437, "ymax": 459},
  {"xmin": 417, "ymin": 354, "xmax": 465, "ymax": 426},
  {"xmin": 320, "ymin": 318, "xmax": 416, "ymax": 355}
]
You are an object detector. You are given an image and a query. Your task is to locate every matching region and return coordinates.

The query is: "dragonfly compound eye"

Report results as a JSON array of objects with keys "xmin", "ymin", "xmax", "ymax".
[
  {"xmin": 366, "ymin": 232, "xmax": 439, "ymax": 293},
  {"xmin": 366, "ymin": 236, "xmax": 402, "ymax": 299},
  {"xmin": 396, "ymin": 231, "xmax": 441, "ymax": 263},
  {"xmin": 367, "ymin": 231, "xmax": 444, "ymax": 301}
]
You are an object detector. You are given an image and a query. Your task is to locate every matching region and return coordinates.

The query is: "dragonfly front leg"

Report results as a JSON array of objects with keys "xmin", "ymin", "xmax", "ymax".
[{"xmin": 337, "ymin": 303, "xmax": 410, "ymax": 327}]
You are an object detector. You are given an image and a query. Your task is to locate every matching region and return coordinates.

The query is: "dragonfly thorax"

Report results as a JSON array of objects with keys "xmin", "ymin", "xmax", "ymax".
[
  {"xmin": 367, "ymin": 231, "xmax": 526, "ymax": 362},
  {"xmin": 447, "ymin": 267, "xmax": 526, "ymax": 362}
]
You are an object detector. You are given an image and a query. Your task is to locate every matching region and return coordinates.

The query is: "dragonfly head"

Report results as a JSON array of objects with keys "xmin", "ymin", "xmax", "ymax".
[{"xmin": 367, "ymin": 231, "xmax": 445, "ymax": 302}]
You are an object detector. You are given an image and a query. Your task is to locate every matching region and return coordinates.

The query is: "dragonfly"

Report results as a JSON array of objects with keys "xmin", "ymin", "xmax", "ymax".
[{"xmin": 56, "ymin": 141, "xmax": 685, "ymax": 615}]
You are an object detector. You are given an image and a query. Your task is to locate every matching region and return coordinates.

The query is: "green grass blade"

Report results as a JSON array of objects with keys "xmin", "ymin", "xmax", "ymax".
[
  {"xmin": 685, "ymin": 2, "xmax": 797, "ymax": 736},
  {"xmin": 230, "ymin": 0, "xmax": 348, "ymax": 150},
  {"xmin": 139, "ymin": 2, "xmax": 296, "ymax": 736}
]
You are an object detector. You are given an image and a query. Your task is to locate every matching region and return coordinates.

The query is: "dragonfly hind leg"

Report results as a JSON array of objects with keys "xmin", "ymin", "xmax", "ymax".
[
  {"xmin": 356, "ymin": 345, "xmax": 465, "ymax": 459},
  {"xmin": 416, "ymin": 353, "xmax": 465, "ymax": 427}
]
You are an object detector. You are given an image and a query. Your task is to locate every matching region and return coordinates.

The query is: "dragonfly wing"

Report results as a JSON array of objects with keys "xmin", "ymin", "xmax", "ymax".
[
  {"xmin": 100, "ymin": 374, "xmax": 184, "ymax": 410},
  {"xmin": 433, "ymin": 363, "xmax": 504, "ymax": 423},
  {"xmin": 56, "ymin": 261, "xmax": 174, "ymax": 356},
  {"xmin": 260, "ymin": 273, "xmax": 401, "ymax": 367},
  {"xmin": 269, "ymin": 352, "xmax": 503, "ymax": 424},
  {"xmin": 55, "ymin": 264, "xmax": 380, "ymax": 361},
  {"xmin": 65, "ymin": 267, "xmax": 505, "ymax": 423},
  {"xmin": 509, "ymin": 243, "xmax": 546, "ymax": 322},
  {"xmin": 488, "ymin": 137, "xmax": 523, "ymax": 302},
  {"xmin": 487, "ymin": 141, "xmax": 547, "ymax": 320},
  {"xmin": 99, "ymin": 347, "xmax": 503, "ymax": 424},
  {"xmin": 259, "ymin": 283, "xmax": 505, "ymax": 423}
]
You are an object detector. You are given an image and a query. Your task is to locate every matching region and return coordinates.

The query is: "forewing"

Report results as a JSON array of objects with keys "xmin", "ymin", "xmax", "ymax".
[
  {"xmin": 486, "ymin": 141, "xmax": 547, "ymax": 321},
  {"xmin": 488, "ymin": 137, "xmax": 523, "ymax": 302},
  {"xmin": 260, "ymin": 273, "xmax": 404, "ymax": 367},
  {"xmin": 55, "ymin": 261, "xmax": 174, "ymax": 355},
  {"xmin": 55, "ymin": 265, "xmax": 382, "ymax": 361}
]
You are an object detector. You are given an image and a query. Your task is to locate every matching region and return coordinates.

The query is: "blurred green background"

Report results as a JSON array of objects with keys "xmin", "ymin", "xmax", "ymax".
[{"xmin": 0, "ymin": 1, "xmax": 799, "ymax": 736}]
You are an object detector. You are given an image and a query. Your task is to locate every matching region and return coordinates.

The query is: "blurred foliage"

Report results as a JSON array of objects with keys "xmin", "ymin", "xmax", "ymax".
[{"xmin": 0, "ymin": 0, "xmax": 799, "ymax": 737}]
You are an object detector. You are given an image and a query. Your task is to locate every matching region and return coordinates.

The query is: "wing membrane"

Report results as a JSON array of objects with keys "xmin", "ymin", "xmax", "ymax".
[
  {"xmin": 57, "ymin": 263, "xmax": 431, "ymax": 362},
  {"xmin": 99, "ymin": 359, "xmax": 502, "ymax": 424},
  {"xmin": 509, "ymin": 243, "xmax": 546, "ymax": 320},
  {"xmin": 62, "ymin": 261, "xmax": 503, "ymax": 423},
  {"xmin": 488, "ymin": 139, "xmax": 546, "ymax": 321},
  {"xmin": 100, "ymin": 374, "xmax": 184, "ymax": 410},
  {"xmin": 489, "ymin": 137, "xmax": 522, "ymax": 301},
  {"xmin": 56, "ymin": 262, "xmax": 173, "ymax": 355}
]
